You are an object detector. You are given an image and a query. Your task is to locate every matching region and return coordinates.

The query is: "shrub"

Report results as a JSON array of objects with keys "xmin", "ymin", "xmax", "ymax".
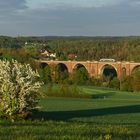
[
  {"xmin": 109, "ymin": 77, "xmax": 120, "ymax": 89},
  {"xmin": 132, "ymin": 70, "xmax": 140, "ymax": 92},
  {"xmin": 72, "ymin": 67, "xmax": 89, "ymax": 85},
  {"xmin": 91, "ymin": 77, "xmax": 102, "ymax": 86},
  {"xmin": 41, "ymin": 84, "xmax": 91, "ymax": 98},
  {"xmin": 120, "ymin": 76, "xmax": 133, "ymax": 92},
  {"xmin": 0, "ymin": 60, "xmax": 42, "ymax": 120}
]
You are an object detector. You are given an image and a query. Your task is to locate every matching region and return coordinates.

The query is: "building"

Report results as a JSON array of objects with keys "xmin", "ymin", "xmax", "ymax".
[{"xmin": 41, "ymin": 50, "xmax": 56, "ymax": 59}]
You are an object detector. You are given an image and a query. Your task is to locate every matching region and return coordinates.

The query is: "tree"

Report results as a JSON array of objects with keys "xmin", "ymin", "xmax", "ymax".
[
  {"xmin": 120, "ymin": 76, "xmax": 133, "ymax": 92},
  {"xmin": 38, "ymin": 66, "xmax": 52, "ymax": 84},
  {"xmin": 0, "ymin": 60, "xmax": 42, "ymax": 120},
  {"xmin": 132, "ymin": 69, "xmax": 140, "ymax": 91},
  {"xmin": 109, "ymin": 77, "xmax": 120, "ymax": 89},
  {"xmin": 55, "ymin": 65, "xmax": 69, "ymax": 83},
  {"xmin": 73, "ymin": 67, "xmax": 89, "ymax": 85}
]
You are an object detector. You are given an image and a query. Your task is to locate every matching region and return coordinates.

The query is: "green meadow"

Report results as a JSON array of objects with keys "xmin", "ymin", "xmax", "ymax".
[{"xmin": 1, "ymin": 86, "xmax": 140, "ymax": 140}]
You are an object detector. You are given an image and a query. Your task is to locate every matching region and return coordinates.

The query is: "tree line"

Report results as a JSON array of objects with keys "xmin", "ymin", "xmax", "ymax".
[
  {"xmin": 47, "ymin": 37, "xmax": 140, "ymax": 62},
  {"xmin": 38, "ymin": 63, "xmax": 140, "ymax": 92},
  {"xmin": 0, "ymin": 36, "xmax": 140, "ymax": 92},
  {"xmin": 1, "ymin": 36, "xmax": 140, "ymax": 61}
]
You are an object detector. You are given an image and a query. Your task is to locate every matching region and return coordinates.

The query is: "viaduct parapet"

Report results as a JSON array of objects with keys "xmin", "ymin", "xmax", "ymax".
[{"xmin": 39, "ymin": 60, "xmax": 140, "ymax": 78}]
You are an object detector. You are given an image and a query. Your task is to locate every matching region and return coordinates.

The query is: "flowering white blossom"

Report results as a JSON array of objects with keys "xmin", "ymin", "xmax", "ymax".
[{"xmin": 0, "ymin": 60, "xmax": 42, "ymax": 120}]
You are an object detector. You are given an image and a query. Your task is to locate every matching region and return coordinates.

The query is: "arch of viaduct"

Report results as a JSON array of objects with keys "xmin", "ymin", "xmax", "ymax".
[{"xmin": 39, "ymin": 60, "xmax": 140, "ymax": 78}]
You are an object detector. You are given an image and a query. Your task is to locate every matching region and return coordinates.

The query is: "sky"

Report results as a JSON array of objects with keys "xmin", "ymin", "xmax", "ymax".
[{"xmin": 0, "ymin": 0, "xmax": 140, "ymax": 36}]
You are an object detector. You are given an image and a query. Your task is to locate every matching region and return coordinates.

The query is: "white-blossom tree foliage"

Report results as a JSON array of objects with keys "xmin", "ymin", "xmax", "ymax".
[{"xmin": 0, "ymin": 60, "xmax": 42, "ymax": 120}]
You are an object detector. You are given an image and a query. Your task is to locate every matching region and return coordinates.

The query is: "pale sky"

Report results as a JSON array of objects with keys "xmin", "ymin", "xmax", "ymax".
[{"xmin": 0, "ymin": 0, "xmax": 140, "ymax": 36}]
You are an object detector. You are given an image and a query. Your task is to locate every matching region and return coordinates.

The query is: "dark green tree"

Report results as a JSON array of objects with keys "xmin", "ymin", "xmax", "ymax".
[
  {"xmin": 109, "ymin": 77, "xmax": 120, "ymax": 89},
  {"xmin": 120, "ymin": 76, "xmax": 133, "ymax": 92},
  {"xmin": 132, "ymin": 69, "xmax": 140, "ymax": 91},
  {"xmin": 38, "ymin": 66, "xmax": 52, "ymax": 84},
  {"xmin": 73, "ymin": 67, "xmax": 89, "ymax": 85}
]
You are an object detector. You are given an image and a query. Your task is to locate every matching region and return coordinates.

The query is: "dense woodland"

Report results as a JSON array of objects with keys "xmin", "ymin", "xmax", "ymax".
[
  {"xmin": 47, "ymin": 37, "xmax": 140, "ymax": 61},
  {"xmin": 1, "ymin": 36, "xmax": 140, "ymax": 62},
  {"xmin": 1, "ymin": 36, "xmax": 140, "ymax": 91}
]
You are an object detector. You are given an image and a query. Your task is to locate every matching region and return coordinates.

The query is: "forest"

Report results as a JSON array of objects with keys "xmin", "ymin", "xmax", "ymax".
[
  {"xmin": 1, "ymin": 36, "xmax": 140, "ymax": 62},
  {"xmin": 1, "ymin": 36, "xmax": 140, "ymax": 92}
]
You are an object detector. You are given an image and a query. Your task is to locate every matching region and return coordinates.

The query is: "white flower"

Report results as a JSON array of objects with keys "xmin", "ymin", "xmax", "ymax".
[{"xmin": 0, "ymin": 60, "xmax": 42, "ymax": 120}]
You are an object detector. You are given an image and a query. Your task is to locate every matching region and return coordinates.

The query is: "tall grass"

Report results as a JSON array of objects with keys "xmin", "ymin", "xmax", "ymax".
[
  {"xmin": 40, "ymin": 84, "xmax": 91, "ymax": 98},
  {"xmin": 0, "ymin": 120, "xmax": 140, "ymax": 140}
]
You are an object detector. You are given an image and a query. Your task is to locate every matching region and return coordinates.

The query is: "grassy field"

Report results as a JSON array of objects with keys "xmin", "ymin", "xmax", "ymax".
[{"xmin": 1, "ymin": 86, "xmax": 140, "ymax": 140}]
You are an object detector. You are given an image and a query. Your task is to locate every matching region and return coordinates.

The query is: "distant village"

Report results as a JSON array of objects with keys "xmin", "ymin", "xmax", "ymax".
[
  {"xmin": 40, "ymin": 49, "xmax": 56, "ymax": 60},
  {"xmin": 40, "ymin": 49, "xmax": 78, "ymax": 61},
  {"xmin": 24, "ymin": 41, "xmax": 78, "ymax": 61}
]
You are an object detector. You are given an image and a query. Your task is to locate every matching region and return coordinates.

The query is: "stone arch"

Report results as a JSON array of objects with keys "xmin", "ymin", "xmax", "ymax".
[
  {"xmin": 72, "ymin": 63, "xmax": 90, "ymax": 83},
  {"xmin": 54, "ymin": 63, "xmax": 69, "ymax": 81},
  {"xmin": 122, "ymin": 67, "xmax": 126, "ymax": 77},
  {"xmin": 55, "ymin": 63, "xmax": 69, "ymax": 72},
  {"xmin": 100, "ymin": 64, "xmax": 118, "ymax": 78},
  {"xmin": 39, "ymin": 62, "xmax": 51, "ymax": 83},
  {"xmin": 40, "ymin": 62, "xmax": 49, "ymax": 69},
  {"xmin": 131, "ymin": 65, "xmax": 140, "ymax": 74},
  {"xmin": 73, "ymin": 63, "xmax": 89, "ymax": 74}
]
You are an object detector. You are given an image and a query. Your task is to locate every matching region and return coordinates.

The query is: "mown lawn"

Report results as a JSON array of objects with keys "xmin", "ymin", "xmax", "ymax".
[{"xmin": 1, "ymin": 86, "xmax": 140, "ymax": 140}]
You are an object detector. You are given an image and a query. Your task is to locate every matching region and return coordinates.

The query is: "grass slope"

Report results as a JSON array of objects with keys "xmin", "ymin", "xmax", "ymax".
[
  {"xmin": 1, "ymin": 86, "xmax": 140, "ymax": 139},
  {"xmin": 38, "ymin": 87, "xmax": 140, "ymax": 124}
]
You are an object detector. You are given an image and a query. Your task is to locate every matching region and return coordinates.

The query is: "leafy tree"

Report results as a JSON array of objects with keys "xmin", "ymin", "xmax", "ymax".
[
  {"xmin": 120, "ymin": 76, "xmax": 133, "ymax": 92},
  {"xmin": 132, "ymin": 69, "xmax": 140, "ymax": 91},
  {"xmin": 0, "ymin": 60, "xmax": 42, "ymax": 120},
  {"xmin": 54, "ymin": 65, "xmax": 69, "ymax": 83},
  {"xmin": 109, "ymin": 77, "xmax": 120, "ymax": 89},
  {"xmin": 38, "ymin": 66, "xmax": 51, "ymax": 84},
  {"xmin": 73, "ymin": 67, "xmax": 89, "ymax": 85}
]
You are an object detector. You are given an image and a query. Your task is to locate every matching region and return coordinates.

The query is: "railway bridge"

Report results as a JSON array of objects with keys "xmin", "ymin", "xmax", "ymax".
[{"xmin": 39, "ymin": 60, "xmax": 140, "ymax": 78}]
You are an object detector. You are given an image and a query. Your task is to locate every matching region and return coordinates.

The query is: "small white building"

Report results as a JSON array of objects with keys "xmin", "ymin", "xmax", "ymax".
[
  {"xmin": 25, "ymin": 42, "xmax": 28, "ymax": 45},
  {"xmin": 50, "ymin": 53, "xmax": 56, "ymax": 58},
  {"xmin": 41, "ymin": 50, "xmax": 56, "ymax": 59},
  {"xmin": 41, "ymin": 50, "xmax": 50, "ymax": 56}
]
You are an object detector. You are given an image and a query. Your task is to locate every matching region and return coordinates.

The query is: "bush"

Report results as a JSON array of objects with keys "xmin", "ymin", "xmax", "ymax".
[
  {"xmin": 41, "ymin": 84, "xmax": 91, "ymax": 98},
  {"xmin": 109, "ymin": 77, "xmax": 120, "ymax": 89},
  {"xmin": 72, "ymin": 67, "xmax": 89, "ymax": 85},
  {"xmin": 120, "ymin": 76, "xmax": 133, "ymax": 92},
  {"xmin": 132, "ymin": 70, "xmax": 140, "ymax": 92},
  {"xmin": 90, "ymin": 77, "xmax": 102, "ymax": 86},
  {"xmin": 0, "ymin": 60, "xmax": 42, "ymax": 120}
]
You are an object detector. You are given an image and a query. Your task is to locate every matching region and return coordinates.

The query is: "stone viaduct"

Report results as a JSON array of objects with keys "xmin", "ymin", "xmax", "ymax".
[{"xmin": 39, "ymin": 60, "xmax": 140, "ymax": 78}]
